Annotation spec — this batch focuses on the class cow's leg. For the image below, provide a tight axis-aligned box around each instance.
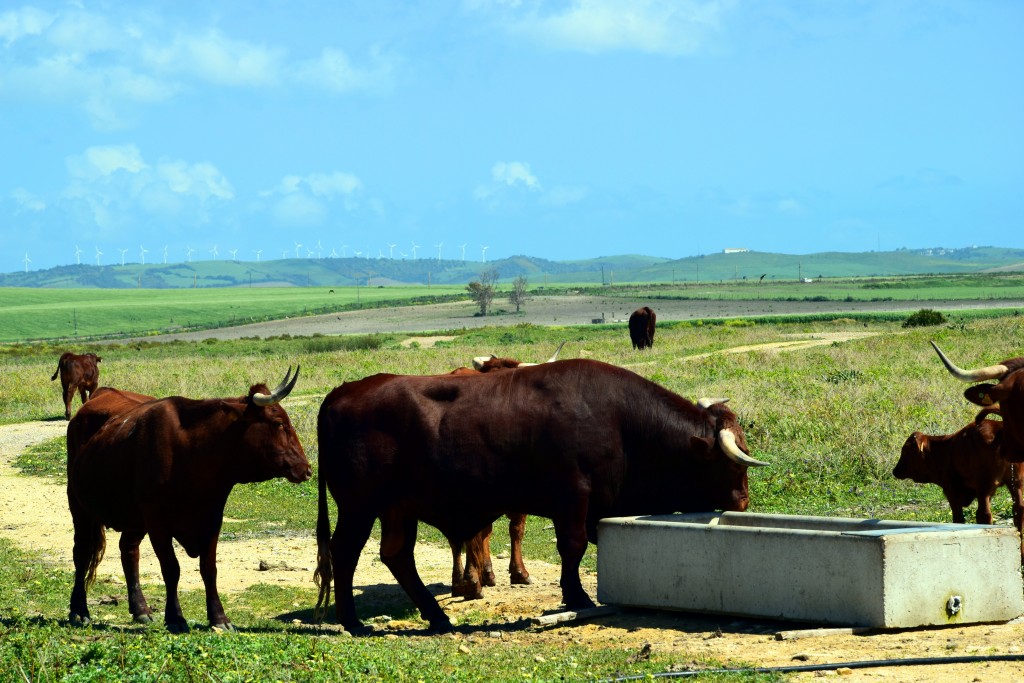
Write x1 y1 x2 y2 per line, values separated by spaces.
148 532 188 633
78 385 89 407
974 491 995 525
119 530 153 623
379 510 451 632
63 383 75 420
198 535 231 630
552 509 595 610
480 524 496 587
508 513 531 585
449 537 465 592
330 510 376 632
455 527 489 600
68 505 104 626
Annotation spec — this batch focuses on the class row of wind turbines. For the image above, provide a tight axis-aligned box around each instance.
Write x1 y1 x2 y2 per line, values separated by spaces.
48 242 494 269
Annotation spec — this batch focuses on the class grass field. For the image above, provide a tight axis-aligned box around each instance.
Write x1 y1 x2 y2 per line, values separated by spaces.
1 305 1023 680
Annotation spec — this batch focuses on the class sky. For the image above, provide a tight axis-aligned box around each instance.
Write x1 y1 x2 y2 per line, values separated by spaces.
2 0 1022 273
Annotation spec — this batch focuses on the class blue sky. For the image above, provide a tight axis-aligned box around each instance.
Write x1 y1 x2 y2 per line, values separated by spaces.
2 1 1021 273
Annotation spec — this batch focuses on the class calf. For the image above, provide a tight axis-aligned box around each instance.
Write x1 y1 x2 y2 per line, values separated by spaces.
893 416 1023 561
628 307 656 350
51 352 102 419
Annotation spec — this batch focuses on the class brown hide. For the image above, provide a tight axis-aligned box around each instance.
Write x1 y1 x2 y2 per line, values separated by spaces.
893 418 1023 560
66 372 310 632
628 307 656 350
315 358 761 632
51 352 101 419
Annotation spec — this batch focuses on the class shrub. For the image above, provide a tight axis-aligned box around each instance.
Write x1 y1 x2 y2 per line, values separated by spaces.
902 308 947 328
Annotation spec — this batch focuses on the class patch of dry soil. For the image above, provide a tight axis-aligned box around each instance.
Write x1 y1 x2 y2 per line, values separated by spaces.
2 421 1023 681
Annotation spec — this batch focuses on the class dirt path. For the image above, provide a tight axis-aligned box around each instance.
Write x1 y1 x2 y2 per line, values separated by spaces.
2 422 1023 681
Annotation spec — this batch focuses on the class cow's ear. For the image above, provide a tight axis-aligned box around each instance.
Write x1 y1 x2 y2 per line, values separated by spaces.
913 432 928 453
219 401 245 421
96 357 102 362
964 384 998 407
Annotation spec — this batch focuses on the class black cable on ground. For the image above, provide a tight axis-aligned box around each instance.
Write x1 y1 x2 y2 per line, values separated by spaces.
602 653 1024 680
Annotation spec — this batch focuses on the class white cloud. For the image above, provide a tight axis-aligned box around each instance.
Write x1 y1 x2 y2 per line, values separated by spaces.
144 29 285 87
492 161 541 189
0 6 54 45
66 145 148 180
477 0 733 56
295 47 395 93
262 171 365 227
9 187 45 212
776 198 805 215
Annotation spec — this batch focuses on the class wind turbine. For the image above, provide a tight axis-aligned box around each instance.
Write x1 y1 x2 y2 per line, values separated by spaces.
186 246 194 263
229 248 238 261
435 242 443 261
253 249 263 262
341 244 348 257
329 247 338 258
459 243 467 261
306 248 314 258
118 248 129 266
281 249 289 259
294 242 302 258
411 241 420 259
139 245 148 265
481 245 489 263
315 240 322 259
209 244 219 260
94 246 103 265
162 245 169 264
74 245 82 265
22 252 31 272
387 243 396 258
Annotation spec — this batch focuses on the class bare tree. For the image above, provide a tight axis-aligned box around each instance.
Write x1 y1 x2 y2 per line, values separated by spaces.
467 267 499 316
509 275 529 313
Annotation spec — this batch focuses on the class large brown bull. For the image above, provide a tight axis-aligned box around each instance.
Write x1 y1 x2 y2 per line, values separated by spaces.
314 358 767 632
67 369 310 632
51 352 101 419
931 342 1024 462
628 307 656 350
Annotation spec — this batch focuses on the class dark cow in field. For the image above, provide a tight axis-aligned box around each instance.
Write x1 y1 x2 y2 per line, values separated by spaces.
628 307 656 350
893 416 1024 561
931 342 1024 462
445 342 565 599
314 358 768 632
66 369 310 632
51 352 102 419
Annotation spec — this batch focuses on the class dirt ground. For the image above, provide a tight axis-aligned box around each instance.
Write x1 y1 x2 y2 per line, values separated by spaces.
2 419 1023 681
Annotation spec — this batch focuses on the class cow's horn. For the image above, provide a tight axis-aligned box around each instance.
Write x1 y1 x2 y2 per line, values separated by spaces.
697 397 730 408
931 342 1007 382
546 341 567 363
471 355 497 371
253 365 300 406
718 429 770 467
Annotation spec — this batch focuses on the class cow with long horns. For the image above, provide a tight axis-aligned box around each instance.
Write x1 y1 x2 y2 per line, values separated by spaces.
67 368 310 632
931 342 1024 462
314 358 767 632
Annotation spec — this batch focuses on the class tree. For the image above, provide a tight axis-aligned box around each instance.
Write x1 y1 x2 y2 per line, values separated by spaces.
509 275 528 313
467 267 499 316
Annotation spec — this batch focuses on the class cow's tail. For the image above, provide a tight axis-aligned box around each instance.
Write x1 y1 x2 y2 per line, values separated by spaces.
313 455 333 623
51 360 62 381
84 525 107 591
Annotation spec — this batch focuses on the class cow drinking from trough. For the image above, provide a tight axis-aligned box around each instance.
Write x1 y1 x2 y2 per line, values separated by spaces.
67 368 311 632
893 416 1024 561
445 342 565 599
628 307 656 350
931 342 1024 462
314 358 767 632
51 352 102 419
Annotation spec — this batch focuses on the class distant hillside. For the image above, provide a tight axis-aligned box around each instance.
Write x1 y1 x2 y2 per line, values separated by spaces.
1 246 1022 289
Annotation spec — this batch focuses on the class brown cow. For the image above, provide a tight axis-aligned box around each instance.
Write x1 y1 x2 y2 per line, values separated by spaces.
628 306 656 350
931 342 1024 462
51 352 102 419
893 416 1024 561
445 342 565 599
314 358 767 632
67 368 310 632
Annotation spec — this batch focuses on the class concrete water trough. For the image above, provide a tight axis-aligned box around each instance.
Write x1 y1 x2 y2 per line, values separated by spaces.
597 512 1024 629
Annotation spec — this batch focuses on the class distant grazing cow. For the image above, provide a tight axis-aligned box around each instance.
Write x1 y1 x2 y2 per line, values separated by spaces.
893 416 1024 560
445 342 565 599
628 307 656 350
931 342 1024 462
314 358 767 632
51 352 102 419
67 369 310 632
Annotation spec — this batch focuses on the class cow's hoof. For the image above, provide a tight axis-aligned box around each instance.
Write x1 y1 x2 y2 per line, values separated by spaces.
427 618 454 634
69 613 91 628
165 621 191 634
482 571 497 587
211 622 235 633
452 581 484 600
510 572 532 585
133 613 154 625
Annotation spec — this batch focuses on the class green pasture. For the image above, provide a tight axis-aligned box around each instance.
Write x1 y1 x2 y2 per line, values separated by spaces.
2 314 1023 680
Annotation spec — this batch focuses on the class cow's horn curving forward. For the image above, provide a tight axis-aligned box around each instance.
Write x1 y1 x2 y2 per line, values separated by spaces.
253 366 300 406
718 429 770 467
931 342 1008 382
